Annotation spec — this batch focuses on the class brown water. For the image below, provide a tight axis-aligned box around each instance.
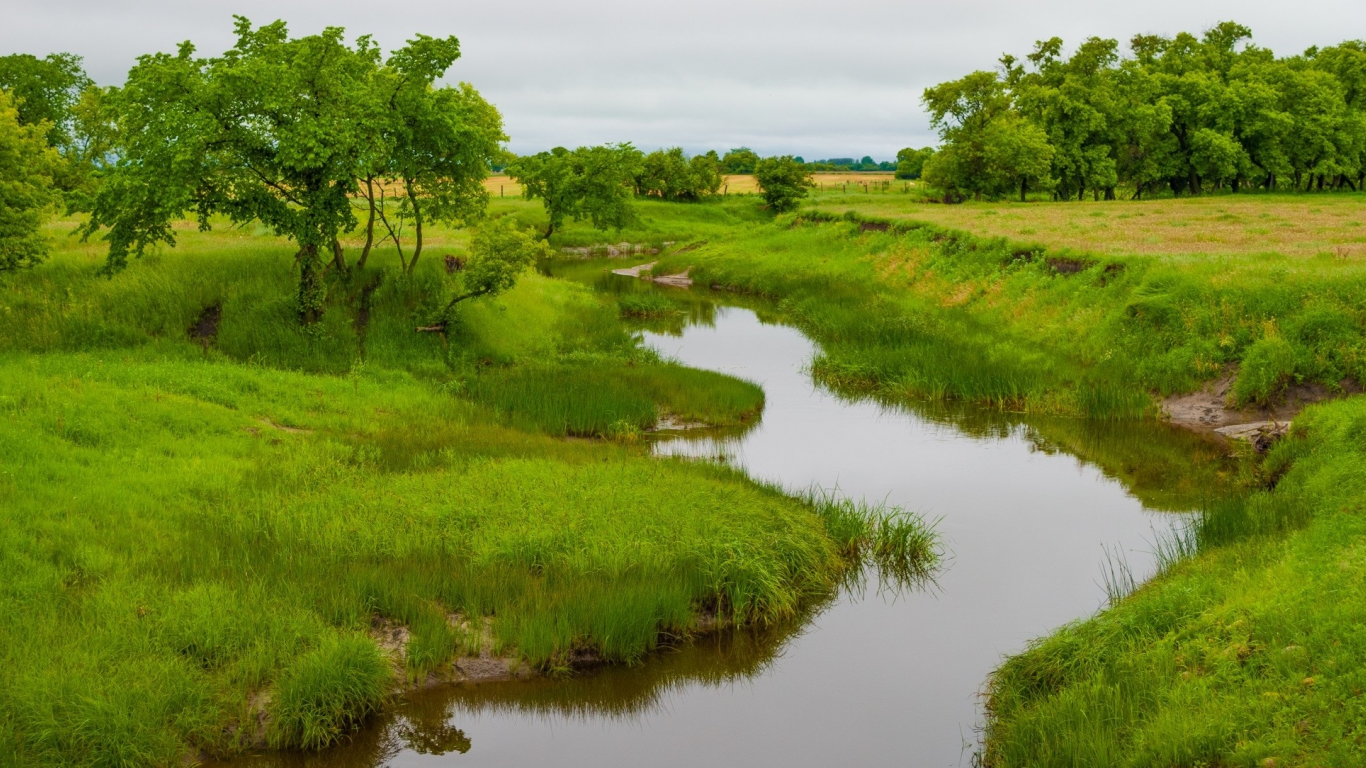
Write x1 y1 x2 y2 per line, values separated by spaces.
237 298 1228 768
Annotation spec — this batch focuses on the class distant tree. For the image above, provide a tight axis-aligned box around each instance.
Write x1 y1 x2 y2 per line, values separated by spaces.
509 143 641 238
0 88 60 272
636 147 722 200
379 35 506 275
754 155 814 212
894 147 935 179
721 147 760 174
81 17 389 322
0 53 91 151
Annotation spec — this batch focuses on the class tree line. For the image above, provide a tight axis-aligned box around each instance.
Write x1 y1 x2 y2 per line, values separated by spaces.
921 22 1366 202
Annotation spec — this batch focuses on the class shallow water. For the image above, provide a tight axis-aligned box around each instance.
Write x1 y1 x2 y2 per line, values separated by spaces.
241 298 1227 768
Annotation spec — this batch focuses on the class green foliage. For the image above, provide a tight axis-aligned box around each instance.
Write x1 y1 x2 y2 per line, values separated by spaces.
721 147 759 174
0 89 60 272
754 155 815 212
923 71 1055 201
894 147 935 179
636 147 723 200
926 24 1366 199
509 143 640 237
441 217 548 313
0 52 92 151
1231 333 1298 406
617 291 682 318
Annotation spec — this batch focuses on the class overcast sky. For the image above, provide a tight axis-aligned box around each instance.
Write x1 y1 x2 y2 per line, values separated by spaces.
3 0 1360 159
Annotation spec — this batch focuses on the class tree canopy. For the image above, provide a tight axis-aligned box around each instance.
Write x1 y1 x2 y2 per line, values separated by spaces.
754 155 814 212
79 17 503 321
508 144 639 238
923 23 1366 200
721 147 759 174
635 147 723 200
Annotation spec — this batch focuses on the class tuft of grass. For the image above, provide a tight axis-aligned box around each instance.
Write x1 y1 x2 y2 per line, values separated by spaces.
618 292 683 318
267 634 391 750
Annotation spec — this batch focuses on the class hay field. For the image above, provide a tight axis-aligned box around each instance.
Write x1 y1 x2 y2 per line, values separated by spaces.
723 171 900 194
832 194 1366 259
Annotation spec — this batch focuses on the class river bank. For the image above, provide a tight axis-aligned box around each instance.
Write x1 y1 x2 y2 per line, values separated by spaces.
631 194 1366 765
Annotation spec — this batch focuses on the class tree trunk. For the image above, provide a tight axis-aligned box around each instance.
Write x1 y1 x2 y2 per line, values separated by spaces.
544 221 555 239
404 178 423 275
1105 187 1116 201
1020 178 1027 203
356 176 377 271
297 243 326 324
331 239 349 277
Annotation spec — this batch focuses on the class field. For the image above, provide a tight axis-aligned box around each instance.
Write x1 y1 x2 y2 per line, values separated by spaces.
482 171 905 198
824 193 1366 259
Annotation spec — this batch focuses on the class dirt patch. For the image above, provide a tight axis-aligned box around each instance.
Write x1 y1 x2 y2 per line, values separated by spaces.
188 304 222 348
859 221 891 232
1046 257 1094 274
654 413 708 431
1163 374 1361 434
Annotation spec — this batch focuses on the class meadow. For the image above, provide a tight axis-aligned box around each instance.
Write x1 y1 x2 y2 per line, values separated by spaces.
0 213 934 765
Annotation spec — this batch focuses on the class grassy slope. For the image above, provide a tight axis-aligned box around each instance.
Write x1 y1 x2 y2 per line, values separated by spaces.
0 218 922 765
614 192 1366 765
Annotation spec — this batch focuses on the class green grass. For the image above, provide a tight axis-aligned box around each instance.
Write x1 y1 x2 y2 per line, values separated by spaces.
0 216 936 765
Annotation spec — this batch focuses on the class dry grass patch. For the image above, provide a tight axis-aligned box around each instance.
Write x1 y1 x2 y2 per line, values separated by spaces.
830 195 1366 259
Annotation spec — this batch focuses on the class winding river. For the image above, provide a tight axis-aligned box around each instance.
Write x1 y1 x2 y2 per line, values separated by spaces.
242 285 1228 767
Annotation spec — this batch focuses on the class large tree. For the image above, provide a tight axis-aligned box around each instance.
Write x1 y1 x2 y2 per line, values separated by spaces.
636 147 723 200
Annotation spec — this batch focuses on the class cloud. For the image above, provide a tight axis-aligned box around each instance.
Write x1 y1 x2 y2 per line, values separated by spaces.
3 0 1359 159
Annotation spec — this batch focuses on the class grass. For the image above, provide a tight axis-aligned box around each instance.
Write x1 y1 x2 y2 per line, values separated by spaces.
0 214 936 765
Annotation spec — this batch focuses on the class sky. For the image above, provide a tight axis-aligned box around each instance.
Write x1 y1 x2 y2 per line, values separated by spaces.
3 0 1360 160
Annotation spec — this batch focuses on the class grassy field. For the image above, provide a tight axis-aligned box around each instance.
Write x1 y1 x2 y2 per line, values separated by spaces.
0 214 935 765
592 190 1366 765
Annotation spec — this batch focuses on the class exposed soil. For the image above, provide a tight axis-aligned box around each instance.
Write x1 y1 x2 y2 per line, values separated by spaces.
562 242 669 259
188 304 222 348
1163 374 1361 445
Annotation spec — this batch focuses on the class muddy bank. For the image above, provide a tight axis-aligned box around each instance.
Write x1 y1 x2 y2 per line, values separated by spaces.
1162 374 1360 446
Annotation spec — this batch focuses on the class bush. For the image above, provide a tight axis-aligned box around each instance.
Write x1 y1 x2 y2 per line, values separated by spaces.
754 155 814 213
1231 335 1297 407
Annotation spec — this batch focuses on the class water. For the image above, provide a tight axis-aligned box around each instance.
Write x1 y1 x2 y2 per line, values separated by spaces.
241 299 1227 768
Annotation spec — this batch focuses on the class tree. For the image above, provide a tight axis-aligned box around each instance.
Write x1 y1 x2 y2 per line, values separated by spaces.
894 147 935 179
380 35 506 275
922 70 1054 201
0 88 60 272
0 53 91 151
81 17 389 322
754 155 814 212
636 147 722 200
508 144 640 238
721 147 759 174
